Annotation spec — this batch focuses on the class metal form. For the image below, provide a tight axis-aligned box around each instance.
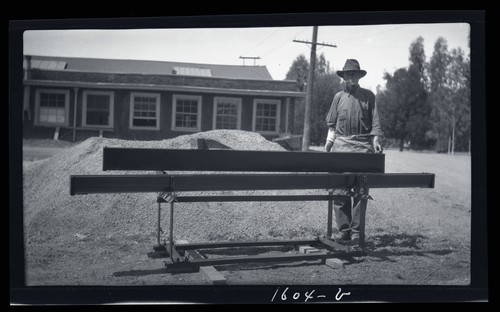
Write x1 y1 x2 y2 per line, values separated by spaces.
102 147 385 173
327 189 334 238
70 173 434 195
69 147 435 273
154 173 402 270
158 190 371 272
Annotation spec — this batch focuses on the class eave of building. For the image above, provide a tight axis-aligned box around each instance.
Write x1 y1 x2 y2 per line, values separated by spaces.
23 79 307 98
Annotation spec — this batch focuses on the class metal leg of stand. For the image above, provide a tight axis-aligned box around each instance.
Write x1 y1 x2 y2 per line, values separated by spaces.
327 190 333 238
169 201 174 261
354 175 369 251
358 196 368 251
157 203 162 246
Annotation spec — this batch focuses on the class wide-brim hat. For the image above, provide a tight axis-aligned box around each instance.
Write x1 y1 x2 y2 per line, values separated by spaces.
336 59 367 79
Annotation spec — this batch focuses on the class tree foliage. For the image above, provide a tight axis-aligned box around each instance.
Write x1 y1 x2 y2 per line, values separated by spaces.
405 37 433 149
427 37 451 152
285 34 470 152
285 54 309 92
377 37 432 150
377 68 411 149
286 53 342 145
427 37 471 153
376 36 470 152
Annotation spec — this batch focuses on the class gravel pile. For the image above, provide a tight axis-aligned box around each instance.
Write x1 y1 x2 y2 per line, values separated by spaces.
23 130 328 246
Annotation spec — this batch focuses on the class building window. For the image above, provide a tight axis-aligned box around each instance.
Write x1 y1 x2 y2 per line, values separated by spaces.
35 89 70 126
172 94 202 132
129 92 160 130
82 91 114 128
213 97 241 130
252 99 281 134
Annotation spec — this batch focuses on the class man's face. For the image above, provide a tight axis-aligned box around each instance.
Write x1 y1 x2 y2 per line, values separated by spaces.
343 72 361 87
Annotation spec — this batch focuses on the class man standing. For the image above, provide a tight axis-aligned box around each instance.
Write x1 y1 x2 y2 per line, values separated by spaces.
325 59 383 245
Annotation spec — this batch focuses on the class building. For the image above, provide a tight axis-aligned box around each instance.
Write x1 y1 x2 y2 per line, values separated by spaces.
22 55 306 142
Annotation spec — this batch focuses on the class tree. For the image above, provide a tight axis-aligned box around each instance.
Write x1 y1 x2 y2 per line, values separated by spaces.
377 68 412 150
309 54 342 145
409 36 428 85
286 54 309 135
428 37 449 93
428 37 452 152
405 37 433 150
427 37 471 153
285 53 342 145
377 37 433 151
446 47 471 154
377 36 470 153
286 54 309 92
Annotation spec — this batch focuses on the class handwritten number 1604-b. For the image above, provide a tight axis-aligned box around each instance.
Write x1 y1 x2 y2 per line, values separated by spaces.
271 287 351 303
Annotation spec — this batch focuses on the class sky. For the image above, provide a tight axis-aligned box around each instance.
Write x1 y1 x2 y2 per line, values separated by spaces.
23 23 470 92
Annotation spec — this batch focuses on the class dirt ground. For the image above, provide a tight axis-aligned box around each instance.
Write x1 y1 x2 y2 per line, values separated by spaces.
19 133 475 303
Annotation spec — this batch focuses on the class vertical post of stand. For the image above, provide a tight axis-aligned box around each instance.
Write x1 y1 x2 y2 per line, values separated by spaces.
169 200 174 261
356 175 369 251
157 202 161 246
327 190 333 238
358 197 368 251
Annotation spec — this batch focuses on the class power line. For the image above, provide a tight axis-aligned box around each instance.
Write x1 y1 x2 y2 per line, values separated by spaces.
340 43 408 49
258 28 310 60
338 25 409 43
240 28 281 56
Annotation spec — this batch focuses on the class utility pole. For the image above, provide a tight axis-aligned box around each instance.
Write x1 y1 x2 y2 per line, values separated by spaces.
301 26 317 151
293 27 337 151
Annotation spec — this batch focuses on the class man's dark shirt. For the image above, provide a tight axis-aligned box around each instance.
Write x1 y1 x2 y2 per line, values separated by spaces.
326 84 383 138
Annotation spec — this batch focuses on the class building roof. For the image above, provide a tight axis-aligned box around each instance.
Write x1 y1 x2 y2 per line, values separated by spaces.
24 55 275 81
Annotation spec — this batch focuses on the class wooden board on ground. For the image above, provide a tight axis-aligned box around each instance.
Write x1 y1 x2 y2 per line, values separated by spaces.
176 240 227 285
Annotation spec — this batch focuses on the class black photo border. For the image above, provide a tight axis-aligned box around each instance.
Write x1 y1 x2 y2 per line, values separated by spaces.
9 9 487 304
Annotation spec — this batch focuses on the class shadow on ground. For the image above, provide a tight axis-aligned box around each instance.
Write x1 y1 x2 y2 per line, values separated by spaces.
367 233 426 249
350 232 454 264
113 268 170 277
112 232 455 277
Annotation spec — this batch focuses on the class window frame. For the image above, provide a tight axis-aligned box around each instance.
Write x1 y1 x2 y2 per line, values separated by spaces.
82 90 115 129
252 98 281 135
212 96 242 130
171 94 202 132
34 88 70 127
129 92 161 131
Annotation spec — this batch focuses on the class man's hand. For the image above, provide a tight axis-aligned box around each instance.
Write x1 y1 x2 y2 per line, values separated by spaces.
325 140 334 152
372 136 383 153
325 128 336 152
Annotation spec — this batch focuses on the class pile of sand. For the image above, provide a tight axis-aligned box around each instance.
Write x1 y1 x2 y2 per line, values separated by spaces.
23 130 328 246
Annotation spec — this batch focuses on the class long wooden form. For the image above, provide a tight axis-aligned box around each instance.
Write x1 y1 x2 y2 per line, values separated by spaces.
102 147 386 173
70 173 435 195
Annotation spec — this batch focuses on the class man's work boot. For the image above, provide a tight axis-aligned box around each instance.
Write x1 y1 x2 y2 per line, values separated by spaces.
349 232 360 246
331 231 350 244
